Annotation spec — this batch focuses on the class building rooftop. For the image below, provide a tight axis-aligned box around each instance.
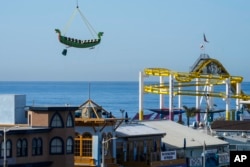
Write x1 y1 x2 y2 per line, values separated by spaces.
211 120 250 131
0 125 51 134
116 123 166 138
26 106 79 112
141 120 228 149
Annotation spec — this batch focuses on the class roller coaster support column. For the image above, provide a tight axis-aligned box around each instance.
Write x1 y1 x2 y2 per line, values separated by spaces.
139 71 144 121
195 78 201 122
178 83 183 122
225 78 231 120
235 82 241 120
169 74 174 120
209 85 214 110
159 76 164 115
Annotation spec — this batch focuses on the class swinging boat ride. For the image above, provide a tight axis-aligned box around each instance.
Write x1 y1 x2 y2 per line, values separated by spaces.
55 5 103 56
55 29 103 49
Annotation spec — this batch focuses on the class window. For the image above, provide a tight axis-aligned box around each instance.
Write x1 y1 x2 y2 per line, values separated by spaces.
66 113 74 127
1 140 12 158
32 138 43 156
51 113 63 127
6 140 12 157
74 133 92 157
74 134 80 156
50 137 63 154
17 139 28 157
66 137 73 154
82 133 92 157
37 138 42 155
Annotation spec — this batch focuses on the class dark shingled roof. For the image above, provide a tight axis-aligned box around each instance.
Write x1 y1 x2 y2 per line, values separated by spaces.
211 120 250 131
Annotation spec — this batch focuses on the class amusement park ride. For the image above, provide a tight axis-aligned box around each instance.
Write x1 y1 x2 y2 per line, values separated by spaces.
55 3 103 56
139 54 250 123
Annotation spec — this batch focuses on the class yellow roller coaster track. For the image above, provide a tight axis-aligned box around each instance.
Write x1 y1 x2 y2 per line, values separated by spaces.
143 54 250 101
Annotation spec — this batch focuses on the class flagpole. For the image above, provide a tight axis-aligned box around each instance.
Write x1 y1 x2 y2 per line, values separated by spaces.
203 140 206 167
202 33 209 55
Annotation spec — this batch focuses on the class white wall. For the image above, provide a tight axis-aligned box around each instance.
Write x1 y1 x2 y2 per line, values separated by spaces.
0 94 26 124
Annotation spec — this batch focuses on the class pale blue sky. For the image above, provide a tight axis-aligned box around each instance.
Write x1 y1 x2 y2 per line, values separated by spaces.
1 0 250 81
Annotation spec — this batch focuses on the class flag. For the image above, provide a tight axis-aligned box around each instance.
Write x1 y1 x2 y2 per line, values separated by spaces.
200 44 205 50
203 33 209 43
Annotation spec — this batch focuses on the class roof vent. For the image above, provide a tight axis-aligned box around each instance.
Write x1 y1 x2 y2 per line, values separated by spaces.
223 132 229 136
241 132 247 138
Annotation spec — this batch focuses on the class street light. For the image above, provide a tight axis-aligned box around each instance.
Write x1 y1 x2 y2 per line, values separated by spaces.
1 126 19 167
120 109 125 118
101 137 117 167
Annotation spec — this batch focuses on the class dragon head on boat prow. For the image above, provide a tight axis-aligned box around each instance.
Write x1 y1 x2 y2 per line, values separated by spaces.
97 32 104 39
55 29 61 35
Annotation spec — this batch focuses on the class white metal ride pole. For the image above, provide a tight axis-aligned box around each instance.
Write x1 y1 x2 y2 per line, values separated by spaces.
178 83 182 112
195 78 200 122
236 82 241 119
169 74 174 120
225 78 231 120
139 71 144 121
159 76 164 118
209 85 214 110
101 138 104 167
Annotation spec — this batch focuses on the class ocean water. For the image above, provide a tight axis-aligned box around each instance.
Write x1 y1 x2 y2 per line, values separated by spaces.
1 81 250 124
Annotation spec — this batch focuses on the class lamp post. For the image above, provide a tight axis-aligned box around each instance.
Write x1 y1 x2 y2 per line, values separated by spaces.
101 137 117 167
1 126 18 167
120 109 125 118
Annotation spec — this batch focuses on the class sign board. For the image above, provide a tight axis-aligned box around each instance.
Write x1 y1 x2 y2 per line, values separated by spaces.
218 153 229 164
161 151 176 160
189 157 202 167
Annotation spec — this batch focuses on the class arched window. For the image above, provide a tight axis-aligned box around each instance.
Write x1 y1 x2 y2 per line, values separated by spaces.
1 140 12 158
50 137 64 154
66 137 73 154
16 139 21 156
51 113 63 127
6 140 12 157
32 138 37 155
32 138 43 156
66 113 74 127
17 139 27 157
37 138 43 155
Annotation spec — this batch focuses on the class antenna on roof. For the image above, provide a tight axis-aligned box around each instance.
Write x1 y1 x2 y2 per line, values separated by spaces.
88 82 91 99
